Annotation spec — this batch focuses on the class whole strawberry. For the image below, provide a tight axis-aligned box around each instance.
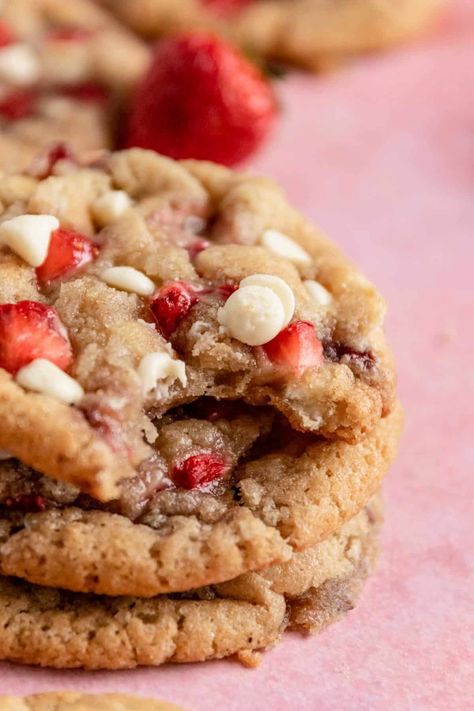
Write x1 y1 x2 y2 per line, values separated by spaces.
125 33 277 166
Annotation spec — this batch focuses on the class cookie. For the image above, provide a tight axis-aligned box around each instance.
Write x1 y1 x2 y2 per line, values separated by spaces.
99 0 445 71
0 149 400 594
0 695 182 711
0 148 396 500
0 498 382 669
0 0 149 172
0 401 401 597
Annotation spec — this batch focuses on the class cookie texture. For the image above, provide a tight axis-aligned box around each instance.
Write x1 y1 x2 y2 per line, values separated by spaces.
100 0 445 70
0 404 401 596
0 695 181 711
0 149 396 501
0 0 149 172
0 498 382 669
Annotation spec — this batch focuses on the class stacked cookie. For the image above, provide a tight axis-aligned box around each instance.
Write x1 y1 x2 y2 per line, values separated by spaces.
0 148 401 668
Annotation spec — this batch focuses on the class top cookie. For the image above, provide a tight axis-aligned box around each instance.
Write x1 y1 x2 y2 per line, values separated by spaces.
0 0 149 172
99 0 444 71
0 148 396 501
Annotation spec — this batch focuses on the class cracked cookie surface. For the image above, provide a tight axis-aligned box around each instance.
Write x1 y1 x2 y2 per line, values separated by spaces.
0 497 382 669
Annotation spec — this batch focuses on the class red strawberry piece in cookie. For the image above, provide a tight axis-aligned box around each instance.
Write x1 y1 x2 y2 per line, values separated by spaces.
36 227 99 284
0 22 36 121
0 301 72 375
201 0 252 16
2 494 46 512
216 282 238 301
47 28 95 43
0 21 15 48
187 238 211 262
82 400 131 456
150 281 201 337
263 320 323 373
188 397 244 422
0 88 36 120
172 453 228 489
29 142 76 180
59 82 108 104
125 32 277 166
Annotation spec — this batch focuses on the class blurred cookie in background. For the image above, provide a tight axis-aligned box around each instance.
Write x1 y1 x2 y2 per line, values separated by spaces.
0 0 150 173
98 0 446 71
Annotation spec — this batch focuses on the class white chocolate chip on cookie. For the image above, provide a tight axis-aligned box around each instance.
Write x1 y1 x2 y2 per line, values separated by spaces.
92 191 133 226
261 229 311 265
101 266 155 296
304 279 332 306
138 352 187 395
218 285 286 346
240 274 295 326
0 214 59 267
16 359 84 405
0 44 40 85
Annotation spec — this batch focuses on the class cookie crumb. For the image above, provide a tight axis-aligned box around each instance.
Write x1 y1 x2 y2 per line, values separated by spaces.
237 649 263 668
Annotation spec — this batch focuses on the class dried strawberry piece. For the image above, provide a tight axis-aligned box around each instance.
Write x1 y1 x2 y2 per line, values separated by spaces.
36 227 99 283
0 21 15 48
0 88 36 120
29 142 76 179
187 238 211 262
2 494 46 512
82 402 130 456
188 397 243 422
59 82 108 104
216 283 238 301
200 0 252 17
263 320 323 373
0 301 72 375
323 341 376 371
150 281 201 337
47 27 95 42
172 453 227 489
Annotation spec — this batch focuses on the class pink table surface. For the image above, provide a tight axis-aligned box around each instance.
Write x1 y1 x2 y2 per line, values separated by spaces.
1 1 473 708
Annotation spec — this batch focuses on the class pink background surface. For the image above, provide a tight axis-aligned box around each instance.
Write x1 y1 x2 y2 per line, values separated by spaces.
1 1 473 708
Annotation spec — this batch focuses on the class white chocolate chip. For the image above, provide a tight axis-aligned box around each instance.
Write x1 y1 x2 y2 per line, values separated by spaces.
0 450 12 460
303 279 332 306
0 44 40 86
240 274 295 327
217 285 286 346
138 352 187 396
0 214 59 267
92 191 132 226
101 266 155 296
261 229 312 265
16 359 84 405
188 320 210 341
